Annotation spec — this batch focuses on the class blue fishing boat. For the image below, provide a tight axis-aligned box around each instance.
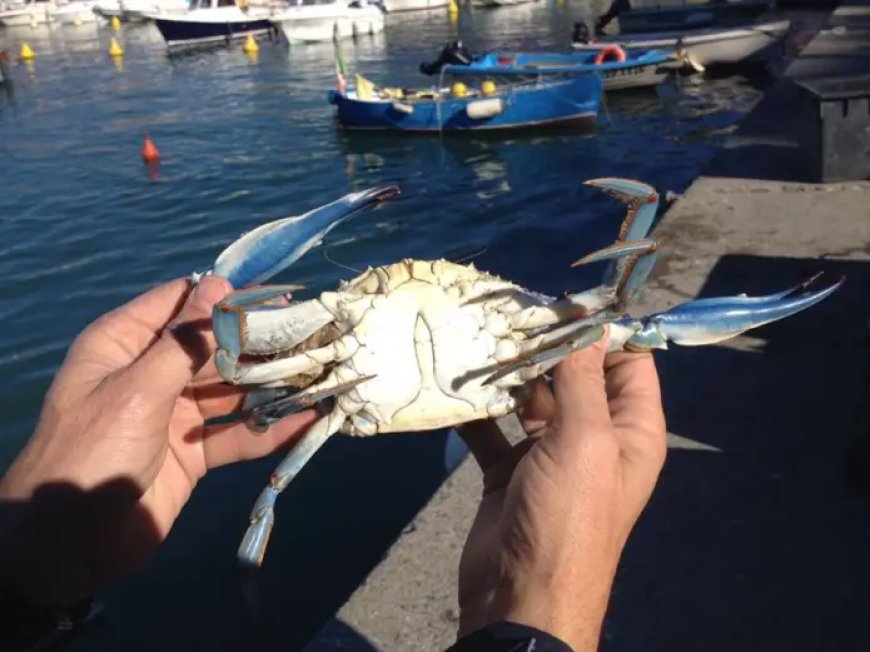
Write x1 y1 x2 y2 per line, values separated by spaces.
419 41 673 91
326 75 602 133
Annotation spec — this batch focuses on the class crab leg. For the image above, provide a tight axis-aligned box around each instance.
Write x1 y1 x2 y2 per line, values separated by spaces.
238 406 347 568
237 374 376 567
208 185 400 289
215 333 359 386
505 178 662 331
483 274 843 385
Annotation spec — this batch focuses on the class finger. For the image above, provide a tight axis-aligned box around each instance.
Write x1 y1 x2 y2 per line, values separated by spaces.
65 278 194 371
201 410 319 469
605 351 667 486
605 352 665 438
192 382 247 420
105 278 193 335
456 419 511 475
119 275 232 406
551 333 612 437
517 378 556 435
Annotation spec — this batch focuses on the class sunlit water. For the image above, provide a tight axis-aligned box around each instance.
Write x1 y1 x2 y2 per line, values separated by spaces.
0 4 768 648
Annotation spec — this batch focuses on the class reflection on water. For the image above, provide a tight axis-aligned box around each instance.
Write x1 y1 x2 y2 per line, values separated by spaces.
0 5 770 648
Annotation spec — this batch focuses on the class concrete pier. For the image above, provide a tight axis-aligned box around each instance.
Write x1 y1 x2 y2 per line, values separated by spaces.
306 5 870 650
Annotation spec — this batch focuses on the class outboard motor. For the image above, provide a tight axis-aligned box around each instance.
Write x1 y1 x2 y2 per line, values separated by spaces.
419 40 474 76
572 22 591 44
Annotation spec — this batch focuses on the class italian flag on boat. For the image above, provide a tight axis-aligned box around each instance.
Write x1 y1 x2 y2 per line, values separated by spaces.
334 39 347 93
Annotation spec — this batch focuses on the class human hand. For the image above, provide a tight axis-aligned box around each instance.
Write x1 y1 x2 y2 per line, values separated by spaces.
456 337 667 651
0 277 317 609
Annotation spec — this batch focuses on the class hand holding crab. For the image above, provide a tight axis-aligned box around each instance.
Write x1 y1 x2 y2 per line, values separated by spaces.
456 341 666 652
205 179 841 569
0 276 316 610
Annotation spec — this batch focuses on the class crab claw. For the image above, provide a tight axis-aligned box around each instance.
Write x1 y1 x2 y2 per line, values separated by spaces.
584 177 660 244
560 179 662 315
210 185 400 288
616 273 845 350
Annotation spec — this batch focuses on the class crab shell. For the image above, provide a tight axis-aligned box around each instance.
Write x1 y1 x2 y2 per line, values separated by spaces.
279 258 556 434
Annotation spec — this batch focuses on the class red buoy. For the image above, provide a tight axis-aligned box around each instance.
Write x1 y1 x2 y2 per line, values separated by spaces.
141 134 160 163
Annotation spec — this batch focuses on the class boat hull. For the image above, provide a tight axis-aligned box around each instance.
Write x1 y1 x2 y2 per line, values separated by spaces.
0 4 54 26
443 49 672 91
152 14 273 45
384 0 447 10
50 2 98 24
327 76 601 132
616 0 772 33
272 8 384 43
573 19 789 67
471 0 536 7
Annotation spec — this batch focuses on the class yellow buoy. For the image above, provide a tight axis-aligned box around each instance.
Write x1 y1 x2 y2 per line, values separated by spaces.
242 33 259 54
111 15 121 30
481 79 496 96
19 42 35 60
108 37 124 57
451 81 467 98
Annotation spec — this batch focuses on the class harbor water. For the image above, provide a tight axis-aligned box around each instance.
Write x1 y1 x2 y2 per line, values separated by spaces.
0 4 772 649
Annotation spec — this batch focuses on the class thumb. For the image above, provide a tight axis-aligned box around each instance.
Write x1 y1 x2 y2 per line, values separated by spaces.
551 330 611 436
124 275 231 405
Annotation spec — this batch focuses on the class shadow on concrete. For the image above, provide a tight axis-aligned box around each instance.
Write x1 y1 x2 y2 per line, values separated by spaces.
67 431 454 651
605 254 870 651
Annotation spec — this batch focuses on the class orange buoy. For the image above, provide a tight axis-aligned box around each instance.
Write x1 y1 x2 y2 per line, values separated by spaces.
593 44 627 65
141 134 160 163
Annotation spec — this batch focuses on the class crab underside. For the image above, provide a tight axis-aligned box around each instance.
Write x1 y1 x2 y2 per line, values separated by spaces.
200 179 842 568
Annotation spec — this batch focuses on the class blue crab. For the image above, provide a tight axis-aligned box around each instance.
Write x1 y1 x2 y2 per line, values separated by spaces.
203 179 842 568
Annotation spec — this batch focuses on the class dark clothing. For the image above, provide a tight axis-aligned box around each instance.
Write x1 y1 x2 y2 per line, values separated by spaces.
448 621 574 652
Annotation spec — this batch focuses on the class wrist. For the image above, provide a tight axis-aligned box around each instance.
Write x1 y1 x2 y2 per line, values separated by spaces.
460 567 617 652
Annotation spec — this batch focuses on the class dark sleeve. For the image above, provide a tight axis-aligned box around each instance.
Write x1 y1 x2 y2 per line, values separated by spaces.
447 621 574 652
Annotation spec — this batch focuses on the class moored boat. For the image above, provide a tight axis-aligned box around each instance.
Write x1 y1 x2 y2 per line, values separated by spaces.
594 0 773 34
383 0 446 10
93 0 123 18
327 73 602 132
49 0 98 23
572 18 789 69
0 0 56 26
270 0 384 44
421 41 673 91
471 0 536 7
148 0 278 47
120 0 187 21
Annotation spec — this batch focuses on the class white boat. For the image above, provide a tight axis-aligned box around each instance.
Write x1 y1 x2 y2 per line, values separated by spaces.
572 18 790 69
383 0 446 11
93 0 122 17
148 0 278 47
471 0 536 7
120 0 186 20
0 0 57 26
270 0 384 43
49 0 98 23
